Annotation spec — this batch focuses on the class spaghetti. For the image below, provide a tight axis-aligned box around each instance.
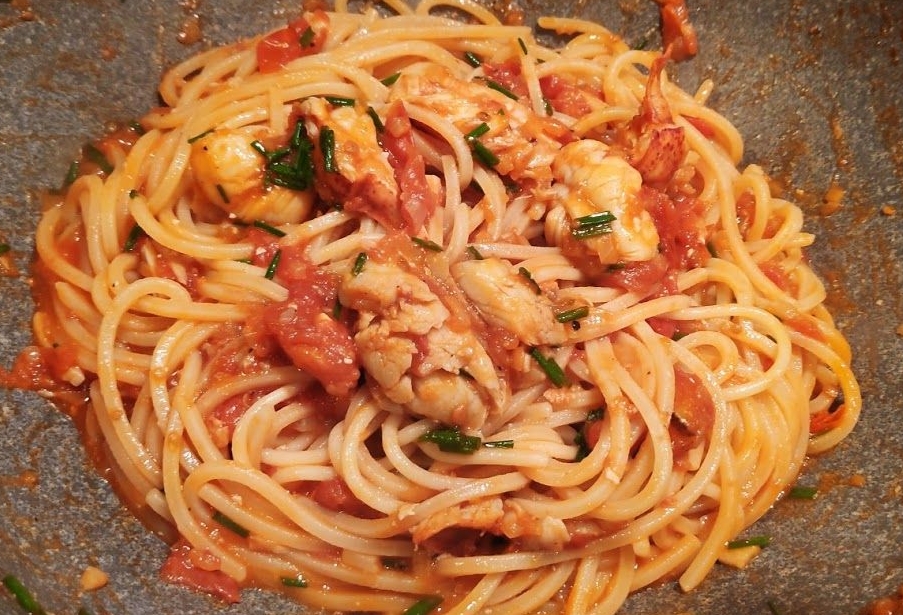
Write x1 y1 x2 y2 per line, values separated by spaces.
20 1 860 613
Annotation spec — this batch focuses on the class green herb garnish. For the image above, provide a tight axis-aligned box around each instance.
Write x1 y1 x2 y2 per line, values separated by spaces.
299 26 315 47
411 237 443 252
123 223 144 252
518 266 541 294
484 79 518 100
320 126 337 173
517 37 528 54
64 160 80 185
571 211 616 239
215 184 230 204
465 122 491 140
380 72 401 86
128 120 146 135
471 140 499 167
264 249 282 280
420 427 481 454
84 143 113 174
466 245 484 260
252 219 287 237
280 575 308 588
788 485 818 500
213 510 250 537
529 347 567 387
403 596 443 615
463 51 482 67
351 251 367 276
555 306 589 323
483 440 514 449
187 128 214 144
726 535 771 550
366 106 384 132
2 575 46 615
325 95 356 107
252 119 315 191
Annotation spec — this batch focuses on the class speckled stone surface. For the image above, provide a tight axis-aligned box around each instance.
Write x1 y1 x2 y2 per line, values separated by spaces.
0 1 901 614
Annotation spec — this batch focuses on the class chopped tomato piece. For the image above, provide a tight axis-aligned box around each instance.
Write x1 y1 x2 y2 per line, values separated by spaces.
249 254 360 397
311 477 381 518
482 60 528 98
540 74 592 117
256 11 329 74
160 540 241 604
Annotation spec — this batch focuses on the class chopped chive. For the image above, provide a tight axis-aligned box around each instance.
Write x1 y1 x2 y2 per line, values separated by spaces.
299 26 315 47
325 95 356 107
465 122 491 140
128 120 146 135
215 184 230 204
289 118 306 148
555 306 589 323
2 574 46 615
572 224 614 239
250 140 269 157
123 224 144 252
213 510 250 537
84 143 114 174
727 535 771 549
463 51 482 67
252 220 287 237
788 485 818 499
0 243 11 256
484 79 519 100
517 37 528 54
471 140 499 167
187 128 214 144
128 189 139 199
320 126 337 173
381 556 409 570
586 407 605 421
351 251 367 276
529 347 568 387
366 106 384 132
420 427 481 454
411 237 443 252
606 262 626 272
404 596 443 615
483 439 514 449
280 575 308 588
64 160 80 185
264 249 282 280
380 72 401 86
331 297 342 319
518 266 541 294
575 211 616 227
466 245 484 260
542 96 554 116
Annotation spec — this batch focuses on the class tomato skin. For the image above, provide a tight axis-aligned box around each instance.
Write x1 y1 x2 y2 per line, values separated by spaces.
540 74 591 117
380 101 437 233
256 12 329 74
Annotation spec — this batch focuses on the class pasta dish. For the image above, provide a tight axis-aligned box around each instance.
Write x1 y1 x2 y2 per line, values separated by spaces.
8 0 861 612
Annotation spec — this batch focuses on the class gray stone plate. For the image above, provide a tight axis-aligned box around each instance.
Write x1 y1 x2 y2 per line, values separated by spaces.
1 1 901 613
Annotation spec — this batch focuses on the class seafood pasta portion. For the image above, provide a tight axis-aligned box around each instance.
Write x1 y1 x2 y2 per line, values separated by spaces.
19 0 860 613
